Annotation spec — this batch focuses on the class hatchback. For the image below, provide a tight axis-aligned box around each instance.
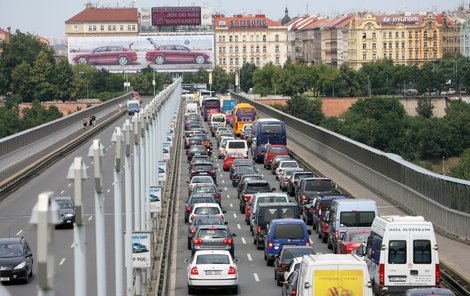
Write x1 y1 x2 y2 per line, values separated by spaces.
187 215 226 250
0 237 34 284
187 145 207 161
184 193 218 223
189 163 217 183
191 225 236 257
271 155 293 175
191 184 222 206
187 176 214 196
188 203 225 224
223 153 244 171
231 165 257 187
275 160 300 180
53 196 75 229
274 246 315 286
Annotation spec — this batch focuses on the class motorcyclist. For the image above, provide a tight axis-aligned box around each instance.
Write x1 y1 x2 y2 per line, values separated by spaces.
203 139 213 156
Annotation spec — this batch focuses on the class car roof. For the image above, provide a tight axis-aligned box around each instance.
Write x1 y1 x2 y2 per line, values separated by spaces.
53 196 72 201
193 203 220 208
253 192 288 198
258 202 297 208
189 193 216 198
271 218 306 225
245 180 269 185
193 250 232 256
241 174 262 179
0 237 23 244
197 224 229 230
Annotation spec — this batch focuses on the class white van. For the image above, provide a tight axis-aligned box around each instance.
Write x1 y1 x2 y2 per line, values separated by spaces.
364 216 440 295
225 140 248 158
297 254 373 296
185 102 198 116
328 199 378 253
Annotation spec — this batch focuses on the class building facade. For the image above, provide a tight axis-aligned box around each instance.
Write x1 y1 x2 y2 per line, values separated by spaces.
347 12 443 69
65 5 139 37
213 14 288 72
440 14 461 57
321 16 352 68
459 18 470 57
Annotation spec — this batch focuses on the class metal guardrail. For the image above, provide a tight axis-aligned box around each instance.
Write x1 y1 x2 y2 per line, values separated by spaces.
230 92 470 241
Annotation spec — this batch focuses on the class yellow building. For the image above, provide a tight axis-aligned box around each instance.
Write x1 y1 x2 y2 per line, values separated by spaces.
347 12 443 69
65 5 139 37
214 14 288 72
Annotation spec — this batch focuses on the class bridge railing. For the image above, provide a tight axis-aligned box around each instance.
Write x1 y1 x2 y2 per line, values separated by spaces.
230 92 470 240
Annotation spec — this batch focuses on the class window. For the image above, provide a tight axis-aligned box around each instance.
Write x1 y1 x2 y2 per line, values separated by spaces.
415 52 419 59
251 45 254 52
367 233 383 263
242 35 246 42
413 240 431 264
229 58 233 65
433 41 437 48
373 53 377 60
363 32 366 39
389 32 392 38
433 53 437 59
263 35 266 42
229 35 233 42
389 53 392 59
275 34 279 41
243 57 247 64
263 45 267 53
415 31 419 38
218 47 222 53
256 46 260 53
223 58 226 65
229 46 233 53
73 25 79 31
120 25 124 31
395 42 399 49
389 240 407 264
275 45 279 53
366 24 372 30
243 46 246 53
424 31 428 38
362 43 366 49
250 35 254 41
219 36 222 42
433 31 437 38
223 36 226 42
88 26 93 32
273 224 305 239
402 53 405 60
363 53 367 60
424 42 427 48
219 58 222 64
256 57 260 65
372 43 376 49
383 32 386 39
389 42 392 49
409 31 412 38
101 25 105 31
235 57 239 65
275 56 280 64
235 46 238 53
395 32 399 38
235 35 238 42
372 32 376 38
401 32 405 38
128 24 132 31
383 42 387 49
424 52 428 59
401 42 405 48
112 25 116 31
396 52 399 59
251 57 255 63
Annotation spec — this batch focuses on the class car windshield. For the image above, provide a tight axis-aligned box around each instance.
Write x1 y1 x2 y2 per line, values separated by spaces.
195 207 220 215
194 217 224 226
305 180 334 191
190 146 205 153
196 254 230 265
273 224 305 239
194 186 216 194
281 162 298 168
0 243 23 258
191 177 213 183
197 229 229 238
268 146 287 154
246 184 271 193
258 196 287 203
349 233 369 242
190 197 215 204
54 199 73 209
295 173 315 180
236 166 255 174
283 248 314 260
194 164 213 171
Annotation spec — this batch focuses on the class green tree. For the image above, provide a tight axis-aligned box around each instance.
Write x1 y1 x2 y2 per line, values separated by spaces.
31 51 56 102
212 66 232 93
416 97 434 118
451 148 470 180
10 61 34 101
442 99 470 155
253 63 282 96
335 63 361 97
21 100 62 130
285 95 324 125
130 72 151 94
54 60 74 101
0 106 21 138
240 63 257 92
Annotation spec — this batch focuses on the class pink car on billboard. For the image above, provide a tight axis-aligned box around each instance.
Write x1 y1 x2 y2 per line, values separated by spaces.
145 39 210 65
72 45 137 66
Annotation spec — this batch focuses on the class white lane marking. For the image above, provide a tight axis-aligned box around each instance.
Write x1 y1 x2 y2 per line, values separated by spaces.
261 174 265 177
16 230 23 236
224 187 227 191
67 183 72 187
107 188 111 193
227 195 230 199
60 190 65 194
220 174 223 178
112 182 115 185
222 180 225 184
217 168 221 171
237 224 241 229
88 216 93 221
70 243 74 248
229 203 233 208
59 258 66 266
233 213 237 218
241 237 246 244
91 161 94 165
247 253 253 261
253 273 260 282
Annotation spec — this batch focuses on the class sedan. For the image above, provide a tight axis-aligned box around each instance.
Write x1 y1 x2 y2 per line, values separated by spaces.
223 153 245 171
187 176 214 196
188 203 225 224
185 250 239 295
72 45 137 65
192 183 222 206
337 229 370 254
145 45 210 65
231 165 257 187
187 145 207 162
187 215 226 250
0 237 34 284
189 163 217 183
274 246 315 286
184 193 218 224
270 155 292 175
191 225 237 257
53 196 75 229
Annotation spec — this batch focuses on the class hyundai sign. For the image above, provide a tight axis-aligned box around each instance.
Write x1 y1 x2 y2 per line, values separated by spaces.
152 7 201 26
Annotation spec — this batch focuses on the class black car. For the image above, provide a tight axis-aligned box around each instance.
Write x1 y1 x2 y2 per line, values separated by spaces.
185 137 204 149
53 196 75 229
237 173 263 194
231 165 257 187
295 177 338 205
184 193 217 223
191 225 237 257
230 158 254 177
187 215 226 250
189 163 217 183
186 145 207 161
288 171 316 197
189 155 213 167
192 183 222 206
0 237 33 284
238 180 275 213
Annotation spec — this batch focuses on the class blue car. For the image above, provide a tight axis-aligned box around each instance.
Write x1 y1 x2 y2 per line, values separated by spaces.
264 219 311 266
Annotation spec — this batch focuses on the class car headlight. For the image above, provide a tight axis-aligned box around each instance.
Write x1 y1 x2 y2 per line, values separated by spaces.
65 213 74 218
14 261 26 270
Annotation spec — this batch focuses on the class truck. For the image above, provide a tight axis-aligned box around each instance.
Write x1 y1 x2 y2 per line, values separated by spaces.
297 254 373 296
127 100 140 115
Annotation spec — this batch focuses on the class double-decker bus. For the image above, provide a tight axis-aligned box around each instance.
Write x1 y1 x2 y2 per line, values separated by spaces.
232 103 257 136
201 97 221 121
250 118 287 162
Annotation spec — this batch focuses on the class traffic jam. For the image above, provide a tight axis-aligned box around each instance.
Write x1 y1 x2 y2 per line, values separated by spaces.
180 92 448 296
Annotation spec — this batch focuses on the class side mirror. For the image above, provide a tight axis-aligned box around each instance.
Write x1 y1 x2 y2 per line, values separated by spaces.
186 181 189 184
224 221 228 225
307 230 312 235
271 187 276 192
222 210 227 213
232 233 237 237
233 257 240 263
183 258 191 264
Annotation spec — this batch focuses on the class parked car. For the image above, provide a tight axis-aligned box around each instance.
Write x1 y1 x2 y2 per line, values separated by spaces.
274 246 315 286
264 145 289 169
185 250 239 295
184 193 218 223
0 237 34 284
191 225 237 257
187 215 227 250
146 45 210 65
72 45 137 65
53 196 75 229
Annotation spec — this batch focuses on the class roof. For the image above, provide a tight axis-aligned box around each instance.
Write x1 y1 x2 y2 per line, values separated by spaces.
214 15 283 29
322 15 353 29
302 18 328 30
66 8 138 23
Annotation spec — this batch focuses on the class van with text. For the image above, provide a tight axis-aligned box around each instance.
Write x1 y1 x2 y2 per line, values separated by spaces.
364 216 440 295
232 103 257 136
251 118 287 163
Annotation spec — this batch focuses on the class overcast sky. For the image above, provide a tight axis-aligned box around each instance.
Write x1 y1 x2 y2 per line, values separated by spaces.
0 0 466 39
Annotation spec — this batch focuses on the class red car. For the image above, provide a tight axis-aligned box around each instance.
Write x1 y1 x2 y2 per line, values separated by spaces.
223 153 244 171
145 45 210 65
263 145 289 169
337 229 370 254
72 45 137 65
244 195 256 224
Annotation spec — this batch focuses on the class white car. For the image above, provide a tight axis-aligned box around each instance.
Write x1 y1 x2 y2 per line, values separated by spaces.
185 250 239 294
187 176 214 196
275 160 300 180
284 256 303 281
188 203 225 224
240 123 252 139
215 127 230 140
218 136 235 159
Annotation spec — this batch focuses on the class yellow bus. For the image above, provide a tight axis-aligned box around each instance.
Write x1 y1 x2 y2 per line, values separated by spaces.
232 103 257 136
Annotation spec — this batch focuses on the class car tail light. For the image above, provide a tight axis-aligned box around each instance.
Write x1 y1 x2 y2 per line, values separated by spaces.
223 238 233 245
209 171 215 175
257 226 261 235
228 266 236 275
190 214 195 221
240 183 245 190
204 150 207 155
268 241 273 249
301 194 307 200
215 193 220 200
324 224 329 233
185 206 191 212
191 266 199 275
193 238 203 245
244 194 252 201
379 264 385 286
187 151 190 156
436 264 440 285
306 241 310 246
319 205 323 216
279 169 283 173
292 290 297 295
191 227 197 234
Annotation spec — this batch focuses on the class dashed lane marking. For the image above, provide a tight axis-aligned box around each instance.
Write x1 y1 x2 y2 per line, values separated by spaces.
222 180 225 184
88 216 93 221
16 230 23 236
253 273 260 282
247 253 253 261
59 258 66 266
224 187 227 191
237 224 241 229
107 188 111 193
227 195 230 199
233 213 237 218
60 190 65 194
67 183 72 187
229 203 233 208
241 237 246 244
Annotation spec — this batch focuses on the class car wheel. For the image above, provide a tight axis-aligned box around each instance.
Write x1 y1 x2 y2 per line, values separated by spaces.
118 56 129 65
274 269 277 280
155 55 165 65
188 285 195 295
257 240 264 250
267 258 274 266
195 55 206 64
187 238 191 250
231 285 238 294
77 57 88 64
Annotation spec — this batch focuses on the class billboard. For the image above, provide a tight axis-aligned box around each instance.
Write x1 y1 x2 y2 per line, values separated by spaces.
67 35 214 72
158 161 167 182
162 142 171 160
152 7 201 26
149 186 162 213
132 232 152 268
313 270 364 296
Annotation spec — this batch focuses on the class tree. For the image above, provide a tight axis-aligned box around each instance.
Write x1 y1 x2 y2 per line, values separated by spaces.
335 63 361 97
0 106 21 138
451 148 470 180
31 51 56 102
285 95 324 125
442 99 470 156
54 61 74 101
240 63 257 92
10 61 34 101
253 63 283 96
416 97 434 118
21 100 62 130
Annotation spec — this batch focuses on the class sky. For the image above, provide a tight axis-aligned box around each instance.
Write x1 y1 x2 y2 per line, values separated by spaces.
0 0 466 40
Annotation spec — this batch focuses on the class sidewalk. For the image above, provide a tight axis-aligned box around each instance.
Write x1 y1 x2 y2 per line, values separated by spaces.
287 130 470 282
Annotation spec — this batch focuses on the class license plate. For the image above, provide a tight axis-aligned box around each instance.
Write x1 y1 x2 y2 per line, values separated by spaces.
0 277 9 281
206 270 221 275
389 276 406 282
199 172 207 175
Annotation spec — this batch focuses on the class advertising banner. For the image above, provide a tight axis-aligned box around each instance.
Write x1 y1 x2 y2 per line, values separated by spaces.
67 35 214 72
149 186 162 213
313 270 364 296
162 142 171 160
152 7 201 26
158 161 167 182
132 232 152 268
166 132 173 146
